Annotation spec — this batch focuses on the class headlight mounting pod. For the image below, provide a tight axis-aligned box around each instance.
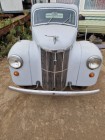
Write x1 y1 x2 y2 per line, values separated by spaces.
87 56 102 70
8 55 23 69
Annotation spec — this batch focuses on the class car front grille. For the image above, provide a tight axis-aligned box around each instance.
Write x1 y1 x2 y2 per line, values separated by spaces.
41 48 70 90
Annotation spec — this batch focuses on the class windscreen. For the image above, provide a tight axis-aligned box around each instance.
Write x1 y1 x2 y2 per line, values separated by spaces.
34 8 76 26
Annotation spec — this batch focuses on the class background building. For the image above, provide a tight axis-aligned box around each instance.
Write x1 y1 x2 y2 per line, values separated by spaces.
0 0 23 13
1 0 105 14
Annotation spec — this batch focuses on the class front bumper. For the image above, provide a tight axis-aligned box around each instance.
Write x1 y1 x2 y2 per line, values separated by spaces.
8 86 100 96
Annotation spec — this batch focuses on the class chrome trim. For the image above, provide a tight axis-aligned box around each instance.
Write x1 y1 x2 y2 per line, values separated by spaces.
8 86 100 96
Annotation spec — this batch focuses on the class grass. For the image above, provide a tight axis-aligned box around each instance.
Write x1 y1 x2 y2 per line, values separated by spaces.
0 18 12 29
0 23 31 58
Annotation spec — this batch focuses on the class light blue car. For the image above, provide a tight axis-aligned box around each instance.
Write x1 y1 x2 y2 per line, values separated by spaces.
8 3 103 95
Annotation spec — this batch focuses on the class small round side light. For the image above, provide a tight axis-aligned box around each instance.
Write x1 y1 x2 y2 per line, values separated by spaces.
14 71 19 76
89 72 95 78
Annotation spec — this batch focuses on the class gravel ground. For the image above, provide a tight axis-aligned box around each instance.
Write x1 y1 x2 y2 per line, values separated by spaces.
0 49 105 140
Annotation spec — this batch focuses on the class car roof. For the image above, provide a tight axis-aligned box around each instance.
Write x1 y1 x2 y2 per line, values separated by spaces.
31 3 78 13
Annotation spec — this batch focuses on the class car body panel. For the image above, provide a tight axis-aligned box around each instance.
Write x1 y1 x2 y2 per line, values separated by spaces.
77 41 102 86
29 41 42 85
66 41 82 86
8 40 32 85
32 25 77 51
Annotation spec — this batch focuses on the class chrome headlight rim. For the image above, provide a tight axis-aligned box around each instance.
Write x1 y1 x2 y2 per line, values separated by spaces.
87 56 102 70
8 55 23 69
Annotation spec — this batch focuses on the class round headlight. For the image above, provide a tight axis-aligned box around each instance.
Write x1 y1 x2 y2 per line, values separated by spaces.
87 56 102 70
8 55 23 69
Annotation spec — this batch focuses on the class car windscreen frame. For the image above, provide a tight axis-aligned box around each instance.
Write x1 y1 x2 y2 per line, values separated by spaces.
32 7 77 27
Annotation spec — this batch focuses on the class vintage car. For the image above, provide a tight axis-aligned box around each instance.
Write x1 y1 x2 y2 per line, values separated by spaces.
8 3 103 95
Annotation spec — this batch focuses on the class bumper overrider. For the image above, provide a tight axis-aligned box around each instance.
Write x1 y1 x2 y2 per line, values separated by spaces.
8 86 100 96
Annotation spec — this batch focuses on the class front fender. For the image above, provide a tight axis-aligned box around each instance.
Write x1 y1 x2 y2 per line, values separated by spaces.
76 41 102 86
29 41 42 85
67 41 102 87
66 42 82 86
8 40 42 86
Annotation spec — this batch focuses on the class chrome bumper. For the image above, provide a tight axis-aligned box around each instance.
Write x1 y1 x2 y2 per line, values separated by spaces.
8 86 100 96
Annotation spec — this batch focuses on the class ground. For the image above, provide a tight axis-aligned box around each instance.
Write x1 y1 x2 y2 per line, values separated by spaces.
0 50 105 140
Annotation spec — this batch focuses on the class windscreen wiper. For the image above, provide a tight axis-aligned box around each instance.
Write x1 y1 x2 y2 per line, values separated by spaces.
62 14 71 24
63 17 70 24
47 17 54 24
